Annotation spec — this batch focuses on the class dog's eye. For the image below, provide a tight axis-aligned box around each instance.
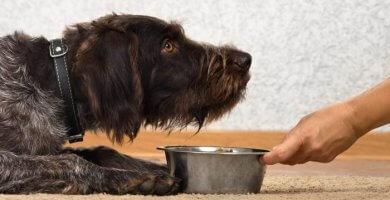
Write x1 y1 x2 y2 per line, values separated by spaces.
162 39 175 54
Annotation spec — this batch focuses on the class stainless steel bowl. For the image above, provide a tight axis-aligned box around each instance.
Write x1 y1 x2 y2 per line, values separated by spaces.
157 146 269 194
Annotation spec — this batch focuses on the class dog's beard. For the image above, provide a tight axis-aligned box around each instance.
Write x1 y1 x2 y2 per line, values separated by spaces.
144 46 249 132
203 46 249 105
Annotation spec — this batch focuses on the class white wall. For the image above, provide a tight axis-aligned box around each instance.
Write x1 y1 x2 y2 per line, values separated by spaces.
1 0 390 131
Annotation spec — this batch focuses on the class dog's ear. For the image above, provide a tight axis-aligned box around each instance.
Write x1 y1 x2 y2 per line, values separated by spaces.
74 30 142 143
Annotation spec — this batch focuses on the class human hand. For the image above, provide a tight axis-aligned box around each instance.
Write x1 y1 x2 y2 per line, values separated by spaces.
261 103 361 165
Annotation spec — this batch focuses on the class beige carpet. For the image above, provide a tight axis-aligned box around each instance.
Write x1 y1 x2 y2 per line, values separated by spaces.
2 131 389 199
1 175 389 200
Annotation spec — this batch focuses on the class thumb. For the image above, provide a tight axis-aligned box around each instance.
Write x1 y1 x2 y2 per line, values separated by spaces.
261 134 302 165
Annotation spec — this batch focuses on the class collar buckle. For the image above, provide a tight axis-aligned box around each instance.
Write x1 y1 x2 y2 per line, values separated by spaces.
49 43 68 58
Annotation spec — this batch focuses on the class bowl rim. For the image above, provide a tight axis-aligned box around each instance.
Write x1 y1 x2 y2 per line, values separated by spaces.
157 145 269 155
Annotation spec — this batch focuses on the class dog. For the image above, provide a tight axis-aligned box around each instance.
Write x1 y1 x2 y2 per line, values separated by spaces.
0 14 251 195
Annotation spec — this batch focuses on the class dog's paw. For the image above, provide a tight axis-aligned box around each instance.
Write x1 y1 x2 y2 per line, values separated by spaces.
138 173 181 195
104 170 180 195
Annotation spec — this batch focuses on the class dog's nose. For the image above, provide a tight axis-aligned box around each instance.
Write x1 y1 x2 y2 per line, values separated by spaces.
233 52 252 71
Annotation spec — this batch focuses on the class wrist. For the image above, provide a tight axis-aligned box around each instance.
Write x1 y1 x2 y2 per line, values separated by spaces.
344 79 390 137
343 100 366 138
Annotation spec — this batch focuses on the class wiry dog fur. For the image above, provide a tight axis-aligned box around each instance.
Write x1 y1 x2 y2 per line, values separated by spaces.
0 14 252 195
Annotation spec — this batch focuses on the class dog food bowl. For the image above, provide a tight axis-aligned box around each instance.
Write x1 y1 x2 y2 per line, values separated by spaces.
157 146 269 194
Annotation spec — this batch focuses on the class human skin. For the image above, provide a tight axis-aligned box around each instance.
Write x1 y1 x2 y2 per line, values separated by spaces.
262 78 390 165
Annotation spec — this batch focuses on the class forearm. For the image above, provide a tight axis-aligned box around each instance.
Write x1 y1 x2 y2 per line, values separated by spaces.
346 78 390 137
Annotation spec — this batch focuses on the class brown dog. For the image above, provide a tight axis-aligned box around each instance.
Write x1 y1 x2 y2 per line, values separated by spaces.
0 14 251 195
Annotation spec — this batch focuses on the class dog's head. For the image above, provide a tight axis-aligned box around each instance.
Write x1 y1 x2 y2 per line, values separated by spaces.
65 14 251 143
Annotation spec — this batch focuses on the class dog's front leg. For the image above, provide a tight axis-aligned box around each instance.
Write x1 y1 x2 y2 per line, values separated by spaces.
63 146 168 172
0 151 179 195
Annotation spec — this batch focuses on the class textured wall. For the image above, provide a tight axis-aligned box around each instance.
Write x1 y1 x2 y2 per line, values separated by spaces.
1 0 390 131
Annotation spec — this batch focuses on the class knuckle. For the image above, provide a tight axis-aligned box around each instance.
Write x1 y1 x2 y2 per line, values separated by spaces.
276 150 289 161
310 143 323 153
308 140 325 155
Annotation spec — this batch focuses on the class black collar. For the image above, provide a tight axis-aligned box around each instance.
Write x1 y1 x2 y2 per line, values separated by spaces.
49 39 84 143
